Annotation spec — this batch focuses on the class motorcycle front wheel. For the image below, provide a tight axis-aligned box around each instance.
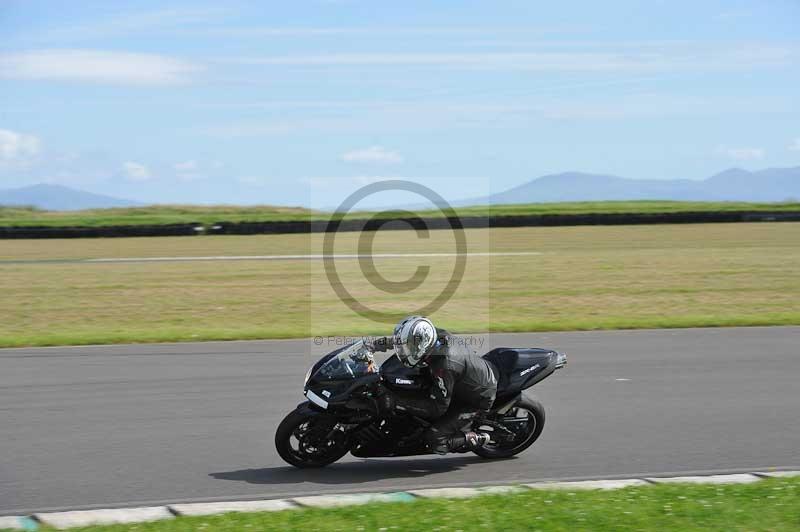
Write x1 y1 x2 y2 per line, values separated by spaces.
275 407 351 468
472 396 545 459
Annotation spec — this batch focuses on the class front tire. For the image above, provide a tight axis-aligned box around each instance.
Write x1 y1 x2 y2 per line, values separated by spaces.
472 396 545 459
275 407 351 468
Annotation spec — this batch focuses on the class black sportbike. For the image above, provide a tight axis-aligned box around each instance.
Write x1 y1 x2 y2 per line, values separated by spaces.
275 339 567 468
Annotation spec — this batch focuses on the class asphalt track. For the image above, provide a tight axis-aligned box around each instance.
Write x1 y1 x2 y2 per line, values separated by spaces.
1 327 798 516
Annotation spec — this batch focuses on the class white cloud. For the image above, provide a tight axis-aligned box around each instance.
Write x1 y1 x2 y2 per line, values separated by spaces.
27 8 230 43
300 177 332 188
0 49 201 85
302 175 403 188
299 175 418 192
195 92 792 138
224 43 796 72
716 10 751 20
173 160 201 181
238 176 269 186
341 146 403 164
0 128 40 162
789 138 800 152
176 173 203 182
122 161 152 181
717 146 765 161
303 175 387 188
199 117 359 137
174 160 198 171
353 176 389 185
193 26 510 38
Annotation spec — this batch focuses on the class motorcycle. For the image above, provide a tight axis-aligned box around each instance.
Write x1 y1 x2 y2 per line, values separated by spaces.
275 338 567 468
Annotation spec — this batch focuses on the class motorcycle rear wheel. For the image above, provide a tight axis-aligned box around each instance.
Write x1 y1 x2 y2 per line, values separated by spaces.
472 396 545 459
275 408 351 468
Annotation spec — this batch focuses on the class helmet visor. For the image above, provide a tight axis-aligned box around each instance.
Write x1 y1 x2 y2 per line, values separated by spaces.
395 339 424 367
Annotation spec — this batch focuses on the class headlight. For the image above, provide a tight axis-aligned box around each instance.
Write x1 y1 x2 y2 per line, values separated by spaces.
555 351 567 369
303 366 313 385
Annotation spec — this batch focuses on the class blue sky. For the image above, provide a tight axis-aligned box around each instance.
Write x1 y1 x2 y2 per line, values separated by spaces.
1 0 799 207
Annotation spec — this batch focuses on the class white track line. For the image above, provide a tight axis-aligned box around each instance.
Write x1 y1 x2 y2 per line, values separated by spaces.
85 251 543 263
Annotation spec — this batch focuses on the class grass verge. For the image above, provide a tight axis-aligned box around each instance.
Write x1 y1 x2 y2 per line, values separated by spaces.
1 223 799 348
2 200 800 227
13 477 800 531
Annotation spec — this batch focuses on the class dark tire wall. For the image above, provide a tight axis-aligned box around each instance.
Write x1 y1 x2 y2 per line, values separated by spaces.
472 396 546 459
2 211 798 238
274 407 351 468
0 223 200 239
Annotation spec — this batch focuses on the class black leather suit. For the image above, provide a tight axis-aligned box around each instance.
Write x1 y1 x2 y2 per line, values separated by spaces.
392 330 498 453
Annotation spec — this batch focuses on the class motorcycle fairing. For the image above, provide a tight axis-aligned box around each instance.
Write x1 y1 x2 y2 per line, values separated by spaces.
379 354 428 391
305 341 380 409
483 348 560 400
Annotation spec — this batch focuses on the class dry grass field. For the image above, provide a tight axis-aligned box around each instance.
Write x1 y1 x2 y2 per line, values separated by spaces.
1 222 798 347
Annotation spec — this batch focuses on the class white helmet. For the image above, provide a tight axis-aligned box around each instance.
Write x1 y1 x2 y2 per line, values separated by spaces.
393 316 437 367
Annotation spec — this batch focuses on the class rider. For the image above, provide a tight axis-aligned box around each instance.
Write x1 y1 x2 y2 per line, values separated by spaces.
370 316 498 454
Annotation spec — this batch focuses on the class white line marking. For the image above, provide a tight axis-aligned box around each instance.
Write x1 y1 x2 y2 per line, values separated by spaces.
85 251 543 263
526 479 648 490
35 507 173 528
170 499 297 516
0 516 25 530
645 474 761 485
407 487 483 499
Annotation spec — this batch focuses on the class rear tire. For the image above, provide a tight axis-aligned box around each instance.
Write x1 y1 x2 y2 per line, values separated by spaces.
472 396 545 459
275 408 351 468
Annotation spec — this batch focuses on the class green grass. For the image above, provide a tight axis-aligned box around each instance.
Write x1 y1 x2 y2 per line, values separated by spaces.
0 204 320 227
10 477 799 532
0 223 798 348
450 200 800 216
1 200 799 227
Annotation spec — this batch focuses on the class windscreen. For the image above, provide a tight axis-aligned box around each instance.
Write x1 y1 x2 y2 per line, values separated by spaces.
314 341 378 381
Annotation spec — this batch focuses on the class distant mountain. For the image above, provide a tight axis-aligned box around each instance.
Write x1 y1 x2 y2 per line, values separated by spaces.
476 167 800 205
4 167 799 212
0 184 139 211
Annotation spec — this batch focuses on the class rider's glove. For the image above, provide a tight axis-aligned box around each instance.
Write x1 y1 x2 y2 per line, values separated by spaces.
365 336 393 352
